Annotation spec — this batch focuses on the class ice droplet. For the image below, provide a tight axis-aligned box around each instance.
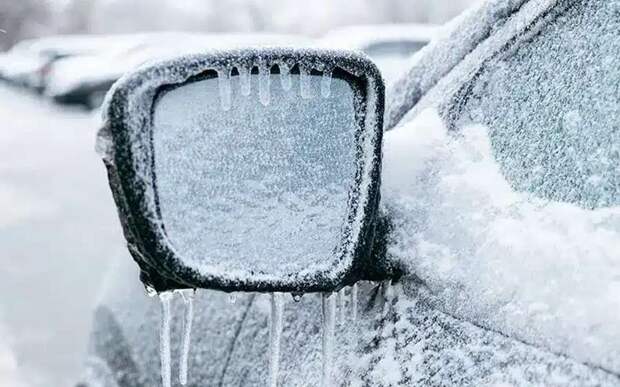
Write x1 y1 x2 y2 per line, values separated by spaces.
217 68 232 111
299 65 312 99
351 283 358 321
291 293 303 302
279 62 292 91
321 71 332 98
159 292 173 387
145 284 157 297
179 289 195 386
269 293 284 387
259 64 271 106
321 292 336 387
338 288 346 325
228 293 237 304
238 65 251 96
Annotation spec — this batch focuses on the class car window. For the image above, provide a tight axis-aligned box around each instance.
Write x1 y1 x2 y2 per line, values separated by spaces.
452 0 619 209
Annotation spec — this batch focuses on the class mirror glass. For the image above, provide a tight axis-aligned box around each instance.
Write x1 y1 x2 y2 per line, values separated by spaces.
152 70 359 277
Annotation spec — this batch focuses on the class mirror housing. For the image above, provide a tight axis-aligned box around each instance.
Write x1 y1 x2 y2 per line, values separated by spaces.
98 48 385 293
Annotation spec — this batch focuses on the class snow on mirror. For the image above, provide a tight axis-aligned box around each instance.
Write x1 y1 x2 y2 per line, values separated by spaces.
152 73 357 282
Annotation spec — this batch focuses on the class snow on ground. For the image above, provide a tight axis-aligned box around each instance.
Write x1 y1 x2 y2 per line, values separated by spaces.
0 84 126 386
382 109 620 373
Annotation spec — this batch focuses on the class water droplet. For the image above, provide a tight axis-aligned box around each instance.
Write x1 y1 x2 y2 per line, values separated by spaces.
291 293 303 302
228 293 237 304
145 284 157 297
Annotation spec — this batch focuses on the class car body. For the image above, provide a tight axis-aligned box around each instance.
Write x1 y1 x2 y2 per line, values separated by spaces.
320 24 437 86
78 0 619 386
46 33 312 109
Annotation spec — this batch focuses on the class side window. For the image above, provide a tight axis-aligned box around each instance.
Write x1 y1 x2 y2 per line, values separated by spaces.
453 0 619 209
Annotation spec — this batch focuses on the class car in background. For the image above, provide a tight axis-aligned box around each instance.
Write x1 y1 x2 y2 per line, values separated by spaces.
0 35 122 92
45 32 312 109
320 23 437 85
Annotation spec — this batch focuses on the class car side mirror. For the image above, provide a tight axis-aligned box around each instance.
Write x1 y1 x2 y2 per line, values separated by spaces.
98 48 387 294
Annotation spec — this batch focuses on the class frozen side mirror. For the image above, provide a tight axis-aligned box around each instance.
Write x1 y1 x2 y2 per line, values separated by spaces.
98 48 385 293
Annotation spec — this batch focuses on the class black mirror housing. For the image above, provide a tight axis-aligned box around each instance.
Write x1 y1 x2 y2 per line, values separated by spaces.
98 48 385 293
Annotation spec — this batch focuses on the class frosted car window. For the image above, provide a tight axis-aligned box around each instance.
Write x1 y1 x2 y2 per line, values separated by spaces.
454 0 619 209
152 73 358 277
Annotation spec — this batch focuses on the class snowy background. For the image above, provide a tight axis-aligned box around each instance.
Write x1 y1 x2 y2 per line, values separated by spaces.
0 1 476 386
0 0 476 50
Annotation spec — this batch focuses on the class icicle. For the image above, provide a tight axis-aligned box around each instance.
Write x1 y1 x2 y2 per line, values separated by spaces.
217 68 232 111
321 292 336 387
179 290 195 386
259 63 271 106
279 62 292 91
159 292 173 387
320 70 332 98
228 293 237 304
269 293 284 387
299 65 312 99
382 280 393 314
351 283 358 321
238 65 251 96
338 288 346 325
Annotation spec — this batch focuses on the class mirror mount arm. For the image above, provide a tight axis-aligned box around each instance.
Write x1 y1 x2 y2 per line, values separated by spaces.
361 211 404 283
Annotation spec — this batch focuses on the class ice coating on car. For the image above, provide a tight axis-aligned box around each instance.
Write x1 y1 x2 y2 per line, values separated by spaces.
152 70 358 280
382 109 620 374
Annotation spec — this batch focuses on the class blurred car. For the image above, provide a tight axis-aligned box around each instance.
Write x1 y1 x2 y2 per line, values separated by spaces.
0 35 122 92
45 32 312 109
320 23 437 85
77 1 620 386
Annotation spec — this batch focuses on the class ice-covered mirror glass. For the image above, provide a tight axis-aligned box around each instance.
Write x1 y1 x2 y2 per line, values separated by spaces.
152 71 358 277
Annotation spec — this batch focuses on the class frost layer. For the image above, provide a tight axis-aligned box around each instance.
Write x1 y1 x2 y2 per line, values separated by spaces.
383 109 620 373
